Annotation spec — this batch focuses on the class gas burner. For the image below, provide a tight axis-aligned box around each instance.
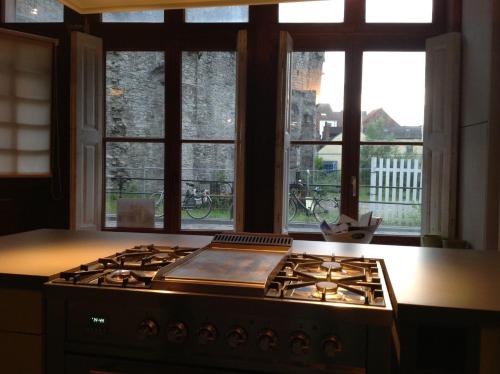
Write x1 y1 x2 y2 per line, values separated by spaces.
316 281 338 293
320 262 342 272
105 269 142 285
267 253 386 307
53 244 199 289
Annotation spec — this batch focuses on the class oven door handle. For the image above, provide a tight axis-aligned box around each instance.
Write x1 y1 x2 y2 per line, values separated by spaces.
90 371 127 374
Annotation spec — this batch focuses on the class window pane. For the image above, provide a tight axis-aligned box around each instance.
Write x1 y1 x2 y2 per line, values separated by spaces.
288 144 342 231
361 52 425 142
359 145 422 235
182 51 236 141
106 52 165 137
279 0 344 23
105 142 164 228
102 11 164 22
186 6 248 23
291 52 345 141
181 143 235 230
5 0 63 22
366 0 432 23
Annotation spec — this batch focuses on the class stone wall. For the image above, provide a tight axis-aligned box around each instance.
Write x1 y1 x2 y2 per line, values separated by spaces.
14 0 63 22
289 52 325 181
104 50 323 196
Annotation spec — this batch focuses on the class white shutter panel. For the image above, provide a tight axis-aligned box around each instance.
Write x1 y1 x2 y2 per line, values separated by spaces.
421 32 461 237
274 31 293 233
70 32 103 230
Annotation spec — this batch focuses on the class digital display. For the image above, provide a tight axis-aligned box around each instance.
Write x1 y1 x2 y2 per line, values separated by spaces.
88 315 108 333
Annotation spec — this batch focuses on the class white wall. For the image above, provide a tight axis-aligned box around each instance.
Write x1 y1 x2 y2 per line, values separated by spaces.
459 0 500 250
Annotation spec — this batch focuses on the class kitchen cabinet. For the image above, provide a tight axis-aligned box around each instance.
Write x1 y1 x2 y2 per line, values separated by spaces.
0 288 44 374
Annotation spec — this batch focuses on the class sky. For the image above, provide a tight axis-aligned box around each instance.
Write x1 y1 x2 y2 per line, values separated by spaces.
281 0 431 127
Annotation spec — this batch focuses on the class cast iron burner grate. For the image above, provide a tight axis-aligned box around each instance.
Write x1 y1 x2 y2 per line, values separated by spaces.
266 253 386 306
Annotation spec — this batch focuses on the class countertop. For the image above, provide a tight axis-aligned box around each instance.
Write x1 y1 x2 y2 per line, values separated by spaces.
1 229 500 323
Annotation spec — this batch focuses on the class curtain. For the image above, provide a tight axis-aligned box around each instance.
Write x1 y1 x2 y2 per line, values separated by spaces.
0 29 56 176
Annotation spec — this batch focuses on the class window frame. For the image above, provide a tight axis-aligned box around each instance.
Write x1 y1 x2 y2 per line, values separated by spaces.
277 0 451 244
98 9 243 234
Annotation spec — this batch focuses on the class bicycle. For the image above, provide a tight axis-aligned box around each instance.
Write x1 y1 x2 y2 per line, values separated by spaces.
288 181 340 223
150 182 213 219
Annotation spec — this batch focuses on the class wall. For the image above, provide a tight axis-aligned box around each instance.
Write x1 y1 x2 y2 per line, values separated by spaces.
459 0 499 250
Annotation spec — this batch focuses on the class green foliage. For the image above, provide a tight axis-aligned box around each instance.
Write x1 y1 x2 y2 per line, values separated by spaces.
314 156 324 171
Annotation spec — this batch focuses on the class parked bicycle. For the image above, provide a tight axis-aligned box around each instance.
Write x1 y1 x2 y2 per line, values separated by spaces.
288 181 340 223
151 182 213 219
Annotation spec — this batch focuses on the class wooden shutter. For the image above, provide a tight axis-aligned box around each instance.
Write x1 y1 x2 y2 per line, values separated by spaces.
70 32 103 230
274 31 293 233
421 32 461 237
234 30 247 232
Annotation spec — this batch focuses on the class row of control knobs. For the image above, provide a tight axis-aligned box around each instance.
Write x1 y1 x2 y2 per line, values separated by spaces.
138 320 342 357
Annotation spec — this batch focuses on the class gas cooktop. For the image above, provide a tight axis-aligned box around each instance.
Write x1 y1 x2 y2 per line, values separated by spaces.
50 233 391 310
46 233 397 374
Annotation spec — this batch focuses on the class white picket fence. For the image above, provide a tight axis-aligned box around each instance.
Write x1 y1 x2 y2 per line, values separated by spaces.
363 157 422 232
370 157 422 203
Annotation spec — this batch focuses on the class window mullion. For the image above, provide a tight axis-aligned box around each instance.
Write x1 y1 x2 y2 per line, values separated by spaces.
164 44 182 233
341 42 363 220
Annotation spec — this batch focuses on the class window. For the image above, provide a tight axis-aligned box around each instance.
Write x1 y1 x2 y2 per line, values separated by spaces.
102 37 244 231
0 30 54 176
186 6 248 23
359 52 425 235
366 0 433 23
279 0 344 23
280 1 437 239
102 10 164 23
104 51 165 228
288 51 345 231
181 51 237 230
4 0 64 22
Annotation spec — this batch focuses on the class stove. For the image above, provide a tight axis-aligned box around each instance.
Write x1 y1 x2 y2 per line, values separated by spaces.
46 233 398 374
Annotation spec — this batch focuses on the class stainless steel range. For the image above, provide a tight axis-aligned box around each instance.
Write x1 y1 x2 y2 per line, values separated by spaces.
46 233 398 374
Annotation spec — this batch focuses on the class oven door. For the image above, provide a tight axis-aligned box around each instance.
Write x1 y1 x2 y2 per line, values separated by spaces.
67 354 250 374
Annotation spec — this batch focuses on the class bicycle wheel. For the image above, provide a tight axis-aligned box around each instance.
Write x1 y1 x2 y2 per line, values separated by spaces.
149 192 164 218
184 195 212 219
288 198 297 222
313 198 340 223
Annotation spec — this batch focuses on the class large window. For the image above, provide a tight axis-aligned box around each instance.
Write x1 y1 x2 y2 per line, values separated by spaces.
102 10 164 23
281 0 435 238
63 0 446 240
186 6 248 23
359 52 425 235
103 47 239 231
279 0 344 23
181 51 237 230
104 51 165 228
4 0 64 22
288 51 345 231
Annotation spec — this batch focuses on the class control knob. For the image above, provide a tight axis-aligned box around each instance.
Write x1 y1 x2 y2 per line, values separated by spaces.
167 322 188 344
322 335 342 358
198 324 217 345
137 319 159 339
290 332 310 355
257 329 278 352
226 327 247 348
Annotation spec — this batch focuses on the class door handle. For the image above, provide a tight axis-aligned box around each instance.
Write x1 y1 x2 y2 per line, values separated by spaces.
351 176 357 197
